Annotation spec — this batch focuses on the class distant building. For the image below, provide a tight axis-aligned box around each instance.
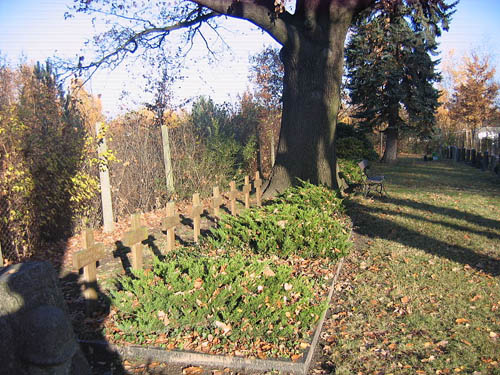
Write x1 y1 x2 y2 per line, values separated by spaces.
477 127 500 140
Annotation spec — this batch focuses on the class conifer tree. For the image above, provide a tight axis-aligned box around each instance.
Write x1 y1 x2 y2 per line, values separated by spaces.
345 3 450 162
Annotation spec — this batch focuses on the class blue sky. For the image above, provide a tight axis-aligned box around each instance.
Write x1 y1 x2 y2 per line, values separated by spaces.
1 0 499 117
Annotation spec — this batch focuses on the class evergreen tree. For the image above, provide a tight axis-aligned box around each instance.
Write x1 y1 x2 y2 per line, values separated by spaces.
345 3 449 162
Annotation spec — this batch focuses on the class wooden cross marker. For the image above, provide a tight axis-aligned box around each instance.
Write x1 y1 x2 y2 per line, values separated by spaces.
254 171 263 207
243 176 252 209
73 228 105 314
228 181 238 216
161 201 180 252
211 186 223 218
123 213 148 270
191 193 203 243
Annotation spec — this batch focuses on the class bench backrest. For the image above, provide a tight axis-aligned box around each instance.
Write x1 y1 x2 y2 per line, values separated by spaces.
358 160 369 172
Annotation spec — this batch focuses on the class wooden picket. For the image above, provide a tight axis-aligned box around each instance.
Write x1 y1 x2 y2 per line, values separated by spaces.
161 201 180 252
191 193 203 243
123 213 148 270
73 228 105 313
212 186 223 218
254 171 262 207
228 181 238 216
243 176 252 209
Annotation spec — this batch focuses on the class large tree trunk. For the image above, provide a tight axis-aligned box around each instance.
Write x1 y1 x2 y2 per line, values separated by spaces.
264 13 352 196
382 127 398 163
192 0 370 196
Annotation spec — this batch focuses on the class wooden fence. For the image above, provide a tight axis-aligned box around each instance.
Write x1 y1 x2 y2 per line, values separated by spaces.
73 172 264 314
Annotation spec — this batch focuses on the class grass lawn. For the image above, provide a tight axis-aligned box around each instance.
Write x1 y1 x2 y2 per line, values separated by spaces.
326 155 500 375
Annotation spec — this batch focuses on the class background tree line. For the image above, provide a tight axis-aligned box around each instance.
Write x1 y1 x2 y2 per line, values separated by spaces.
0 54 283 264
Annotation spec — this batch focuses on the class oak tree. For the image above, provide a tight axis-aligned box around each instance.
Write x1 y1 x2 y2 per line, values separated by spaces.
71 0 455 191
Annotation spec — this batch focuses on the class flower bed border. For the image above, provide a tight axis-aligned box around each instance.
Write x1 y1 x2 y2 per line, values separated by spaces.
79 258 344 374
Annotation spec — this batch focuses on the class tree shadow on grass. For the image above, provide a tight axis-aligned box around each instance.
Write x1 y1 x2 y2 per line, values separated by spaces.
346 199 500 277
386 196 500 231
358 202 500 242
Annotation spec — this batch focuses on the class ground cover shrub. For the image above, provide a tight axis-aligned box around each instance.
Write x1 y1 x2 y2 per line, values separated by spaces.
336 137 366 160
108 249 327 358
336 122 378 161
206 180 352 259
338 158 364 186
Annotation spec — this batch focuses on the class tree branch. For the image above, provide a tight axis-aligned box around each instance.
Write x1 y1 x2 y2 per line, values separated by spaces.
76 11 220 79
189 0 290 45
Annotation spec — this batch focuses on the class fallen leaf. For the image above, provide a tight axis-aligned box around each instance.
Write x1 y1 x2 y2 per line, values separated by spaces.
470 294 482 302
299 342 310 349
291 353 303 362
262 266 275 277
455 318 469 325
277 220 287 228
401 296 410 304
183 366 203 375
193 278 203 289
214 321 231 334
157 310 170 326
284 283 293 291
436 340 448 348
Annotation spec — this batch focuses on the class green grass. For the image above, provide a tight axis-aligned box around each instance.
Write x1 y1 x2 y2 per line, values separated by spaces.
329 156 500 375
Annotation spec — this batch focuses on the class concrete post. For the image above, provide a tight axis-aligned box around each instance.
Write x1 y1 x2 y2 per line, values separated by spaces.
95 122 114 233
161 125 175 194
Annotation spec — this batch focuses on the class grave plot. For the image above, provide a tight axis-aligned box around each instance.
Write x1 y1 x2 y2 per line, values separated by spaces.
94 181 352 372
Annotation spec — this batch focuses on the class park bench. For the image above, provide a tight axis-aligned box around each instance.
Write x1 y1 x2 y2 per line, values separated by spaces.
358 160 387 197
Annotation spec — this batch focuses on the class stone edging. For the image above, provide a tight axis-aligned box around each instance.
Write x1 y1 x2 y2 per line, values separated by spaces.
79 258 345 374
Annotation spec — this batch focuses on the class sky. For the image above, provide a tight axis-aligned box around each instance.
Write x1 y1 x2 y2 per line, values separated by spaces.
1 0 499 118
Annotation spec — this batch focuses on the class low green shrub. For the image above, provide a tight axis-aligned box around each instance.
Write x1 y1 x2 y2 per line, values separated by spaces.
336 137 366 160
109 250 327 355
336 122 378 161
206 180 351 259
338 158 364 186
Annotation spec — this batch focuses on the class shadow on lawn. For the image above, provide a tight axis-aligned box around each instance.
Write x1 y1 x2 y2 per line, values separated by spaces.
346 197 500 277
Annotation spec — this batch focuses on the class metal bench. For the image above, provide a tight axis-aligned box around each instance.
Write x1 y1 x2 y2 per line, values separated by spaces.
358 160 387 197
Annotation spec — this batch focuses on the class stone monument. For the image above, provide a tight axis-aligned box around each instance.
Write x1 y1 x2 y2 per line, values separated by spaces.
0 261 91 375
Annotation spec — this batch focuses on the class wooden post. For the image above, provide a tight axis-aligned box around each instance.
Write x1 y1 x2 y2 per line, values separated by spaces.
161 125 175 193
73 228 105 314
228 181 238 216
95 122 114 233
123 213 148 270
191 193 203 243
211 186 223 218
270 133 276 167
243 176 251 209
161 201 180 252
254 171 263 207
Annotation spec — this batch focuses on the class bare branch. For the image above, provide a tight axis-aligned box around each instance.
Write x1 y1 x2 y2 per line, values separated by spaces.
74 11 220 83
189 0 290 45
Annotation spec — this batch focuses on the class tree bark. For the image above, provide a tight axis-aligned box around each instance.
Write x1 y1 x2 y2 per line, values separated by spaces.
382 127 398 163
192 0 372 195
264 12 353 196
